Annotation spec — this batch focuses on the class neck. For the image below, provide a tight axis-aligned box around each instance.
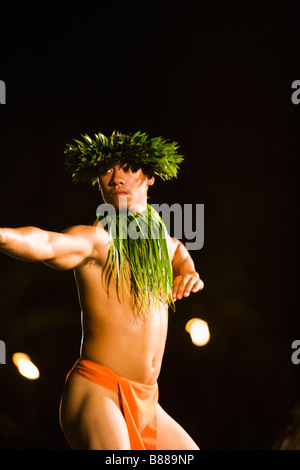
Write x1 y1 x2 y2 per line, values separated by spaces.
118 197 148 214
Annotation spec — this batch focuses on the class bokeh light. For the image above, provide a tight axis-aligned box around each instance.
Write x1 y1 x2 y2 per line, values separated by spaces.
12 352 40 380
185 318 210 346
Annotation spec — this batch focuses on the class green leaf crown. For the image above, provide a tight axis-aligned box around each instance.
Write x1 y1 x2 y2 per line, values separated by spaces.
64 131 184 185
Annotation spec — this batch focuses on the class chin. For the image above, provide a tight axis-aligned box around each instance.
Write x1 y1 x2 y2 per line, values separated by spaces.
108 199 130 210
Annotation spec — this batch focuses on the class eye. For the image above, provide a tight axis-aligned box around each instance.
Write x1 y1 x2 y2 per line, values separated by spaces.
99 165 112 175
122 164 130 173
122 162 139 173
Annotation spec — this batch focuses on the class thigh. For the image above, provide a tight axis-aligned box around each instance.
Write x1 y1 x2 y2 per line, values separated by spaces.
60 372 131 450
156 404 199 450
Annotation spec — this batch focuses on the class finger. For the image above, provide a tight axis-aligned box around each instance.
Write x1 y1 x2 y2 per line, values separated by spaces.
191 278 204 292
172 275 190 299
176 276 194 299
181 278 204 298
181 277 197 297
173 276 204 300
172 276 182 300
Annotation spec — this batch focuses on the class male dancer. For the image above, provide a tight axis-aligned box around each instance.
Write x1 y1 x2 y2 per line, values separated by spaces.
0 131 204 450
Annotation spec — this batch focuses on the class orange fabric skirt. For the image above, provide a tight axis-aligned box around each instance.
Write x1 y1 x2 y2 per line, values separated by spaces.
67 358 158 450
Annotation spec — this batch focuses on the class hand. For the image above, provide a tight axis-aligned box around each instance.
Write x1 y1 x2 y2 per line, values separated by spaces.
172 272 204 301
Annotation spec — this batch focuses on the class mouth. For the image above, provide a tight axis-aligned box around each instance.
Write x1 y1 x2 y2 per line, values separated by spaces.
112 190 129 197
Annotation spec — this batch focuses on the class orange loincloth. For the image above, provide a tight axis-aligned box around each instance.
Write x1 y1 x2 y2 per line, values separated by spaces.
67 358 158 450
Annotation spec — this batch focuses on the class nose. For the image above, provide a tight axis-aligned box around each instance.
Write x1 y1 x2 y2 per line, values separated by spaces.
109 167 125 186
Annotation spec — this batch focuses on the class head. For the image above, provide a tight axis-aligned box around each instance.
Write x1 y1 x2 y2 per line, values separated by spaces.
65 130 183 195
97 160 155 212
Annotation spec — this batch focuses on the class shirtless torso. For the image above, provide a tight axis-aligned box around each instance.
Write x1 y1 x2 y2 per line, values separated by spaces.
0 163 203 450
76 250 170 386
58 224 195 450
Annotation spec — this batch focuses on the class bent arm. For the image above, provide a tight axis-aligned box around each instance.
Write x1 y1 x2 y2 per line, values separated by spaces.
0 225 103 270
171 238 198 277
171 238 204 300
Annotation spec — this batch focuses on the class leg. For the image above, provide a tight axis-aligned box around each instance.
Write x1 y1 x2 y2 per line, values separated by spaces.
156 404 200 450
59 372 131 450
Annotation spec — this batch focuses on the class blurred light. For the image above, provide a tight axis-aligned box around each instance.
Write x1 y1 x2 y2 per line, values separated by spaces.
185 318 210 346
12 352 40 380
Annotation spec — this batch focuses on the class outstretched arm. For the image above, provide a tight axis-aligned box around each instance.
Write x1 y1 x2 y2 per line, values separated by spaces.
0 225 106 270
171 238 204 301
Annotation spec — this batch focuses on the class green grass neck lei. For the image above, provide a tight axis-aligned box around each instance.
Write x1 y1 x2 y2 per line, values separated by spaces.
96 204 175 321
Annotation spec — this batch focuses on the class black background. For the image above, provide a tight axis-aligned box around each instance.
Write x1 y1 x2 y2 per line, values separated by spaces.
0 1 299 450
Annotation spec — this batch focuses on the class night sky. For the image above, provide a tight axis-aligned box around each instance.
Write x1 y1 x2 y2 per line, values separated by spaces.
0 1 299 451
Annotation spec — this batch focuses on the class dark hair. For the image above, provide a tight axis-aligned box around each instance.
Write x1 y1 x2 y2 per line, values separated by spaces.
97 160 155 179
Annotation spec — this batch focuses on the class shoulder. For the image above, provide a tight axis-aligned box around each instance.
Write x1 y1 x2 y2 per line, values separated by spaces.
62 224 110 254
62 223 108 237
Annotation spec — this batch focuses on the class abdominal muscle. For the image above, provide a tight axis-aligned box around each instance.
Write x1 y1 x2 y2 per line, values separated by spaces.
73 259 169 386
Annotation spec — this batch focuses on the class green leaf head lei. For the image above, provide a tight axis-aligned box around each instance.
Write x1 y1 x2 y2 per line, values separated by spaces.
64 130 183 321
64 130 184 185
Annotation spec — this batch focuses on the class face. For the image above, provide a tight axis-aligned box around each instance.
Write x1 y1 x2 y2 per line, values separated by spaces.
97 161 155 212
